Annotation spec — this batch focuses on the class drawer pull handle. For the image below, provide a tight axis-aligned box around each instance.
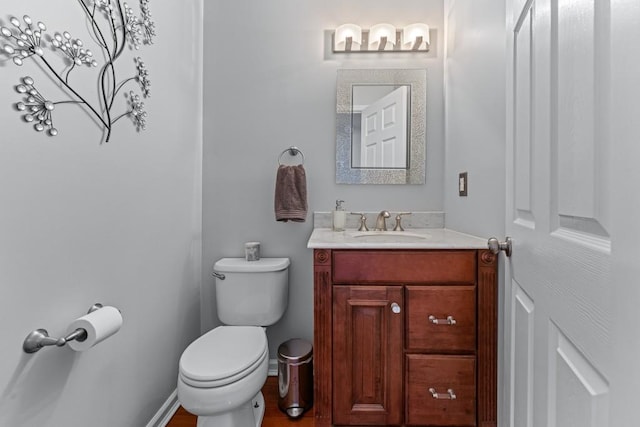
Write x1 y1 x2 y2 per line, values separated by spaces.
429 315 457 325
429 388 457 400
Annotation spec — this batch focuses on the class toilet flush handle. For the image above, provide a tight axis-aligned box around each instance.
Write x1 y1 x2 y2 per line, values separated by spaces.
212 271 225 280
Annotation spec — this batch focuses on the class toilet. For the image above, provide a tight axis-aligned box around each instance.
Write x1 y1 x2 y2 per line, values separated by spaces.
177 257 290 427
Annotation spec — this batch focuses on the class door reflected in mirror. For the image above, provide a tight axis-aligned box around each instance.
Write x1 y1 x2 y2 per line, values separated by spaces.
351 85 410 169
336 69 426 184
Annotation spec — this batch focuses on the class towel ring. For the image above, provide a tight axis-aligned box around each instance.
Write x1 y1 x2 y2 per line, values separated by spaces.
278 146 305 166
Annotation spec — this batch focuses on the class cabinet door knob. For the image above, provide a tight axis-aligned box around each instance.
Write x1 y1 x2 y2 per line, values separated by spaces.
428 315 457 325
391 302 401 314
428 388 457 400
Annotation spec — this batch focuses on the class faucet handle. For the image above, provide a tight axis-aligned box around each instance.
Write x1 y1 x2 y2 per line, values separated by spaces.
393 212 412 231
350 212 369 231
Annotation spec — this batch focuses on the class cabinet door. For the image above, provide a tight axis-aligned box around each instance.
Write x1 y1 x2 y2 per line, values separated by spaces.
333 285 403 426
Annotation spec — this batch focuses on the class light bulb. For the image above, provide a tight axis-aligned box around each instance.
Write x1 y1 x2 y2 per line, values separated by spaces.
402 23 430 51
334 24 362 52
369 23 396 51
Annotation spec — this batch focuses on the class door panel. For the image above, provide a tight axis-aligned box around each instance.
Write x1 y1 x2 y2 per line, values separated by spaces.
514 4 534 227
332 286 403 425
554 0 610 239
548 324 609 427
511 281 534 427
360 86 408 168
505 0 612 425
553 0 611 241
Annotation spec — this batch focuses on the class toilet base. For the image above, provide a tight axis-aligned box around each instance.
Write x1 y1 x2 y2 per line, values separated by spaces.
195 391 265 427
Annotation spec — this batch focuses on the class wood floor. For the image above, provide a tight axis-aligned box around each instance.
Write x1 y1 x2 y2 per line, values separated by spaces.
166 376 314 427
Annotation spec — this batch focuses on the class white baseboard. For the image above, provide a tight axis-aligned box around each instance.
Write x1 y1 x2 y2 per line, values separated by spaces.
146 389 180 427
268 358 278 376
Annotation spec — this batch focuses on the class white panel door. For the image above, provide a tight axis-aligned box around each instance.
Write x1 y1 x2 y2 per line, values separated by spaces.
360 86 408 168
503 0 633 425
608 1 640 424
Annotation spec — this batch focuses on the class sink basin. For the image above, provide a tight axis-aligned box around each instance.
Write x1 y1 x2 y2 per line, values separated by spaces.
350 231 429 242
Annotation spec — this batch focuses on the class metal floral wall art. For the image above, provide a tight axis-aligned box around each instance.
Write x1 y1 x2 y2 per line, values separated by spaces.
1 0 155 142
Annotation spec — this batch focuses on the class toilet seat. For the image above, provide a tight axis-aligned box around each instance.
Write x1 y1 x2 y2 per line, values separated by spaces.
179 326 267 388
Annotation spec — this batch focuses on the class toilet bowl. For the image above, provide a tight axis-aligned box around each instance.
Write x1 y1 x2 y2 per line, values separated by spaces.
177 256 290 427
178 326 269 427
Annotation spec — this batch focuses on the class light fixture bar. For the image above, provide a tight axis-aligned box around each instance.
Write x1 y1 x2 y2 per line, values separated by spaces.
332 23 430 53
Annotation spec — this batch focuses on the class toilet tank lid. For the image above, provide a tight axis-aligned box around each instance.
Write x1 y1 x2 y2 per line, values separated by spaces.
214 257 290 272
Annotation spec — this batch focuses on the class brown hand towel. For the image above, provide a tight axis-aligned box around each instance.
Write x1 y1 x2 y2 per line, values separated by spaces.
274 164 308 222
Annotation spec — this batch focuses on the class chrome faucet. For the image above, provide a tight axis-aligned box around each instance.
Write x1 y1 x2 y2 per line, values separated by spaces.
374 211 391 231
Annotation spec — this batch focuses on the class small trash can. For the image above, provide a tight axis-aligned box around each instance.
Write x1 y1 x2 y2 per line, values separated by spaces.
277 338 313 418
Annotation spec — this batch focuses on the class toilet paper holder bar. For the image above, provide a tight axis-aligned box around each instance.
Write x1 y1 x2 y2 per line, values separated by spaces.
22 303 103 354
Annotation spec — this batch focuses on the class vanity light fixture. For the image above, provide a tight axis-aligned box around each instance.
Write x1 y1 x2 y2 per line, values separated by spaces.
332 23 430 53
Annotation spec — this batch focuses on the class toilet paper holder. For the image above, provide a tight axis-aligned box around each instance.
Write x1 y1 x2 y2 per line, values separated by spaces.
22 303 103 354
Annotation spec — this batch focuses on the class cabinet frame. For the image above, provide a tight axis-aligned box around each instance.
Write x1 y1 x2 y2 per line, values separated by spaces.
313 249 498 427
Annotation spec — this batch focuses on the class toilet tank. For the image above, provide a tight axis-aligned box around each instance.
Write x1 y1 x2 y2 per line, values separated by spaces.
213 257 290 326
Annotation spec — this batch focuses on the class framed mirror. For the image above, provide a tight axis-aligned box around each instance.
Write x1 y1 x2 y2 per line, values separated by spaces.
336 69 426 184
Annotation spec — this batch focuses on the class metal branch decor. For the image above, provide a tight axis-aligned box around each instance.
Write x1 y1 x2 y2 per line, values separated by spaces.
1 0 155 142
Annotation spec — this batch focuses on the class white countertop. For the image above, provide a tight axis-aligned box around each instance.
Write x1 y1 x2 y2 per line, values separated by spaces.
307 228 488 249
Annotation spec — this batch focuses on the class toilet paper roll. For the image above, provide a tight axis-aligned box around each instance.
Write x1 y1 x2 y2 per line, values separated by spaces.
66 306 123 352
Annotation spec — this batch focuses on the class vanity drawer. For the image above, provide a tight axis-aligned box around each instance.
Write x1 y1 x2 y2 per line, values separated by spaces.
405 354 476 427
406 286 476 352
332 250 476 284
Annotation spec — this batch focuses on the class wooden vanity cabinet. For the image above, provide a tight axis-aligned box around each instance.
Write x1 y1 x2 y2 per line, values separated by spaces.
313 249 498 427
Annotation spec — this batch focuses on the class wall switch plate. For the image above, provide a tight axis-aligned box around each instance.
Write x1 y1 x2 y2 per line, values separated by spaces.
459 172 468 196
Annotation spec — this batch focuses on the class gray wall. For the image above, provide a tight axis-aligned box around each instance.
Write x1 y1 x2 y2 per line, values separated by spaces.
203 0 446 357
443 0 506 237
0 1 203 426
443 0 507 421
